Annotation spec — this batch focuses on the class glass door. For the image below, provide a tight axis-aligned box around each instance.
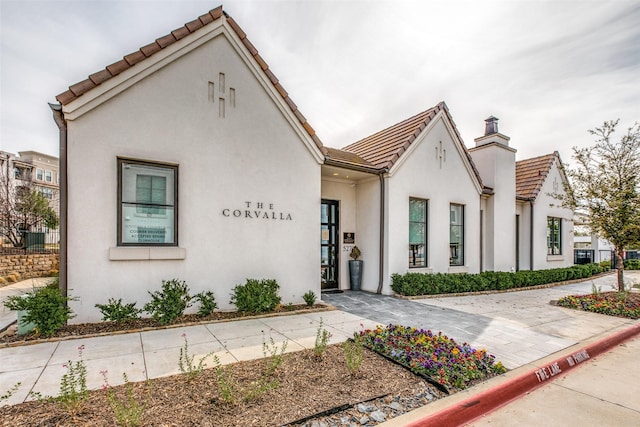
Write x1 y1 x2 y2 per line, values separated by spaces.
321 200 339 290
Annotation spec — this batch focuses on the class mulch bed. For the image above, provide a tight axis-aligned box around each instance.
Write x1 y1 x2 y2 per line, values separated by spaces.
0 345 445 426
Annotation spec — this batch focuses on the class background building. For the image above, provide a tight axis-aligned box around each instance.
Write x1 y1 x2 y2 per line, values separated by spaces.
0 150 59 250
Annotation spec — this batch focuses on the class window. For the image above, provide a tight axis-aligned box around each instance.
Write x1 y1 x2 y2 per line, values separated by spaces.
45 170 52 182
118 159 177 246
450 204 464 266
14 167 26 180
547 217 562 255
36 168 43 180
409 198 427 267
39 187 53 199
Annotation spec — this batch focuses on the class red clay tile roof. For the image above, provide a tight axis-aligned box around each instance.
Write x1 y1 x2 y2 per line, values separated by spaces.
55 6 326 154
515 152 558 200
341 104 442 170
340 102 483 186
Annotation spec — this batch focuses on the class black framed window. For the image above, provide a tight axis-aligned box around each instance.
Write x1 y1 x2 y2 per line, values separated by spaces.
547 217 562 255
450 204 464 266
409 198 427 267
118 158 178 246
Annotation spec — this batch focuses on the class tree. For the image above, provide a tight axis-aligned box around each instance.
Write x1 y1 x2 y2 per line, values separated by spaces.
566 120 640 291
0 177 59 247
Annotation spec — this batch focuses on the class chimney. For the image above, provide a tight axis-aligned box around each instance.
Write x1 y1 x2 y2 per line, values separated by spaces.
473 115 511 148
484 116 499 136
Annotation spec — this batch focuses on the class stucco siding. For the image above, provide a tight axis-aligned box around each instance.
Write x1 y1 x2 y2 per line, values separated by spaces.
66 34 321 322
385 117 481 290
531 162 574 270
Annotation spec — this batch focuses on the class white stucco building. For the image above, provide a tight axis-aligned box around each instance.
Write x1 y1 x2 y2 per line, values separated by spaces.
51 7 573 322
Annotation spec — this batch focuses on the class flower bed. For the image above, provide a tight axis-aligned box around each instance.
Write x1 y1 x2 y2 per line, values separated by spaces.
357 324 506 391
556 292 640 319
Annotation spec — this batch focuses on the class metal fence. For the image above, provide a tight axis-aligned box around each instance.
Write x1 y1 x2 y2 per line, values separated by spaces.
0 226 60 254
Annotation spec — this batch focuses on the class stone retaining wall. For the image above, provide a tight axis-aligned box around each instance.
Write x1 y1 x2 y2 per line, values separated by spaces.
0 253 60 279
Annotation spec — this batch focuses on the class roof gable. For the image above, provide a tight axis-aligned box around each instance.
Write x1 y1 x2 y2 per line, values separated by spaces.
516 151 568 200
54 6 325 158
341 104 441 170
338 102 483 188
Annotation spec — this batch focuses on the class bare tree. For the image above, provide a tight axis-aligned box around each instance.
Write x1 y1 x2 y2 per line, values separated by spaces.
0 169 59 247
566 120 640 291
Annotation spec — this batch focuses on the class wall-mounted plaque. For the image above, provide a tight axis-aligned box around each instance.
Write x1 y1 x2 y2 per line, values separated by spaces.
343 232 355 244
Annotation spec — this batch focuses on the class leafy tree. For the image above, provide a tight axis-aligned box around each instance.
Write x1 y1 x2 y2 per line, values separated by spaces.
0 176 59 247
565 120 640 291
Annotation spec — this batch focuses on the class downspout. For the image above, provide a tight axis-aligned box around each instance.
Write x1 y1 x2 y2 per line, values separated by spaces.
377 171 386 294
529 200 534 271
49 103 67 298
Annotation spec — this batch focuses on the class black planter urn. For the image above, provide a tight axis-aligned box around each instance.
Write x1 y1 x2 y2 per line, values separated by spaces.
349 260 363 291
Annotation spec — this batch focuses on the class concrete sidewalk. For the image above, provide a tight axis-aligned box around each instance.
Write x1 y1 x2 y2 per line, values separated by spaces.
467 335 640 427
0 308 379 406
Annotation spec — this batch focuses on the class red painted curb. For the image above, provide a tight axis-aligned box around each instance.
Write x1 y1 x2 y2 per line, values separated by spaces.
407 323 640 427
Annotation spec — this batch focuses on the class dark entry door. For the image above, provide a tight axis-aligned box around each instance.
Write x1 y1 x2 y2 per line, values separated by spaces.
321 200 339 290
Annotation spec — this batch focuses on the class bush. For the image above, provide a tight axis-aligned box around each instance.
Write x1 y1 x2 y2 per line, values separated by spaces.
95 298 141 322
302 290 317 307
3 286 74 337
194 291 218 317
599 260 611 270
230 279 281 313
391 263 604 296
624 259 640 270
143 279 192 324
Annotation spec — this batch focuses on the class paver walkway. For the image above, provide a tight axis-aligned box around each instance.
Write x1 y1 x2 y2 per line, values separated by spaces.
324 272 639 369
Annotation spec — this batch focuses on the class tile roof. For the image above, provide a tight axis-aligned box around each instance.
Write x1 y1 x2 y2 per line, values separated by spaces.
339 102 483 186
55 6 325 154
515 152 558 200
341 103 443 170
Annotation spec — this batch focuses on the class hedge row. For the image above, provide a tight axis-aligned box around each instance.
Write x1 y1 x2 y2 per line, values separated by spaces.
391 263 605 296
624 259 640 270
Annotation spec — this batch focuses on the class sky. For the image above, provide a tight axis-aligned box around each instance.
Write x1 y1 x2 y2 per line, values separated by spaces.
1 0 639 166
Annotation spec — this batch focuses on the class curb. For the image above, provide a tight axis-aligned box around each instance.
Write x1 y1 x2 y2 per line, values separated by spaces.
405 322 640 427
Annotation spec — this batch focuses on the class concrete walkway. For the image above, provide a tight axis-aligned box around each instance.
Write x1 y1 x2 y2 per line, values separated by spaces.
0 308 379 406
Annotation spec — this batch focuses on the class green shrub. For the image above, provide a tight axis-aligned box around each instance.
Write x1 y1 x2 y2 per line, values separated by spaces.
143 279 192 324
95 298 141 322
230 279 281 313
624 259 640 270
194 291 218 317
391 264 604 297
599 260 611 270
302 290 317 307
4 286 74 337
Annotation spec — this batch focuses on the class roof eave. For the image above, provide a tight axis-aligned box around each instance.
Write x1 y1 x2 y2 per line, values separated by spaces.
323 158 383 175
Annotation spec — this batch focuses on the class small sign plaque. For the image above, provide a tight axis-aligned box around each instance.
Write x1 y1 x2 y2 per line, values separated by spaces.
343 232 355 244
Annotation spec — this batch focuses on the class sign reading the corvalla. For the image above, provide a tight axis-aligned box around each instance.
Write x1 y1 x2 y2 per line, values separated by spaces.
222 201 293 221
